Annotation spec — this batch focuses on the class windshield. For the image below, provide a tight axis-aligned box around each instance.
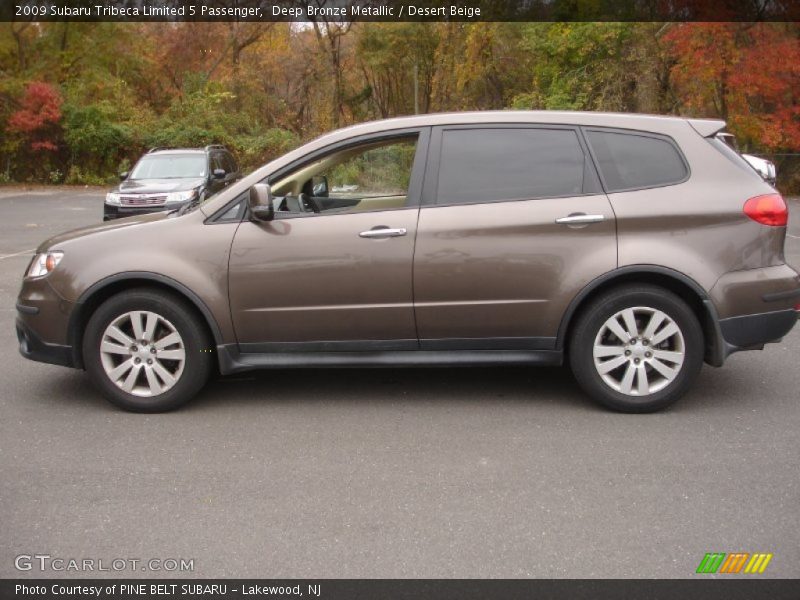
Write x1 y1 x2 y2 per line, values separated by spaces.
130 154 207 179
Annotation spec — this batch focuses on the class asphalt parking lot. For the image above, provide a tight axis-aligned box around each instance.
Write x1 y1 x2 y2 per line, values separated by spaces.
1 187 799 579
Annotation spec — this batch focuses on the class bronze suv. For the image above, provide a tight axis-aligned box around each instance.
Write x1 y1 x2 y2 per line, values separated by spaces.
16 112 800 412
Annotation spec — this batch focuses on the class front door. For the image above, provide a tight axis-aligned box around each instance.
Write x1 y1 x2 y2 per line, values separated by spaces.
413 125 617 350
228 130 429 352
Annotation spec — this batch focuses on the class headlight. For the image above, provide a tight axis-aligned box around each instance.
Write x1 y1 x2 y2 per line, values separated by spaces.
165 190 198 203
27 252 64 278
105 192 121 205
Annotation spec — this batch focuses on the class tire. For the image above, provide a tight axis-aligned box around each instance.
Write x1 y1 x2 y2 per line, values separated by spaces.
568 284 703 413
83 288 213 412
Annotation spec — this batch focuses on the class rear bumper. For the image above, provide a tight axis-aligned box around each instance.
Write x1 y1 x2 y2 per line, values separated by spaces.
710 264 800 318
719 309 798 349
704 263 800 364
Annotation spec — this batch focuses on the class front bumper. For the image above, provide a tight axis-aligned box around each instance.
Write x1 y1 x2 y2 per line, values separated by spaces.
16 275 77 368
16 317 74 367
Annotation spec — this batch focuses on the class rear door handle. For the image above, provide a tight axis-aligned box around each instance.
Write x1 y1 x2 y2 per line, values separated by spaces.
359 227 407 239
555 214 605 225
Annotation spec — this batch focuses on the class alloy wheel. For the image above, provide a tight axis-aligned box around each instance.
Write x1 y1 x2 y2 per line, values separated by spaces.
99 311 186 397
592 306 685 396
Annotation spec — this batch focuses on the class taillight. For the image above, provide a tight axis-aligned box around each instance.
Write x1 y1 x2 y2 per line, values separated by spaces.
743 193 787 226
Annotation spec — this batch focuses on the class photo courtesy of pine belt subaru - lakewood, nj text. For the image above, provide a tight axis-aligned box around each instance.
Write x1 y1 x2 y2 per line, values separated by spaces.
16 112 800 413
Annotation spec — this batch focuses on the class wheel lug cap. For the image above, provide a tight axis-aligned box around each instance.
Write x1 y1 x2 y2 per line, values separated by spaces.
625 350 631 356
645 352 652 358
634 358 640 364
150 348 156 354
131 346 137 352
147 359 152 365
134 358 141 364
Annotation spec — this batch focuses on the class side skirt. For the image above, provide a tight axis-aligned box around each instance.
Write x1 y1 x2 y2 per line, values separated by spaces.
217 345 563 375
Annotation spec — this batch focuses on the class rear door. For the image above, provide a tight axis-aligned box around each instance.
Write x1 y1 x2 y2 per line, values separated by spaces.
209 151 237 193
222 151 240 183
413 124 617 350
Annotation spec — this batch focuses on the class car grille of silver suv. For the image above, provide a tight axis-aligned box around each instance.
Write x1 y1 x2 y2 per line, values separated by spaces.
120 195 167 206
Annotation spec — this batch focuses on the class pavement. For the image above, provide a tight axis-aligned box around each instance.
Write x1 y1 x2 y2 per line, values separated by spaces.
1 186 798 579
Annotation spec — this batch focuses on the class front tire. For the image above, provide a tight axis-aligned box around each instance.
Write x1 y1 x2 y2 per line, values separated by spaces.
569 285 703 413
83 289 213 412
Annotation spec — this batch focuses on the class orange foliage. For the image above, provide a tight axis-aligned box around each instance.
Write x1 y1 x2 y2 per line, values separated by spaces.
665 23 800 150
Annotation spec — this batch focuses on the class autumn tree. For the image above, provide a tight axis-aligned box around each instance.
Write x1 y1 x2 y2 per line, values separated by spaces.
1 21 799 188
4 81 62 178
355 23 439 118
7 81 62 150
665 23 800 151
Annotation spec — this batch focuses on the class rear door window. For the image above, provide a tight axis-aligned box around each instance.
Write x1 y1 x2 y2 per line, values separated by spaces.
586 129 688 192
435 127 595 205
210 153 225 173
222 152 237 174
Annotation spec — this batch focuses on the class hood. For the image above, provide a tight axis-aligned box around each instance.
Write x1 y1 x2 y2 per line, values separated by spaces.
37 211 170 252
116 177 205 194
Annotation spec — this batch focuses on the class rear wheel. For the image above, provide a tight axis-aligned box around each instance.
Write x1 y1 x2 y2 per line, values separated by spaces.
83 289 212 412
569 285 703 413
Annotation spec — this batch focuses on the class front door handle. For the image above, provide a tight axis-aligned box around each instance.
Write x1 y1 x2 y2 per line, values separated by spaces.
555 214 605 225
359 227 407 239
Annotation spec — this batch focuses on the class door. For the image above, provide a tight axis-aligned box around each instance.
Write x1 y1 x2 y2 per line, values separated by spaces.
228 129 429 352
413 125 617 350
208 152 234 195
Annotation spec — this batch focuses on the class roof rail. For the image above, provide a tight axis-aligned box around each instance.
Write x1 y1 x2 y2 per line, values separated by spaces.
148 146 172 153
204 144 226 151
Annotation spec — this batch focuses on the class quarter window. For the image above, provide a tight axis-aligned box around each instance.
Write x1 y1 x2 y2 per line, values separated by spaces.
436 128 590 205
586 130 688 192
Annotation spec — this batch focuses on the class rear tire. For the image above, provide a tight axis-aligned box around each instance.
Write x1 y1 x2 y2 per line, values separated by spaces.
568 284 703 413
83 288 213 412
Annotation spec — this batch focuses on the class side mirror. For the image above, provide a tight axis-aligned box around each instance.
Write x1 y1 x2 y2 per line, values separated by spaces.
311 175 329 198
119 171 128 181
213 168 226 179
249 183 274 222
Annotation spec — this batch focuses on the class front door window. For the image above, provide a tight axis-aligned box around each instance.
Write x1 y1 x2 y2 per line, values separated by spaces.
271 136 418 215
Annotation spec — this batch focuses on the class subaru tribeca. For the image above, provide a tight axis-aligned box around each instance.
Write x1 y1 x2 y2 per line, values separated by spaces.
16 112 799 412
104 145 239 220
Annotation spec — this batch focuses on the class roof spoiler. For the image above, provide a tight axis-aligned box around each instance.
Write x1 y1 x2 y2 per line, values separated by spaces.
687 118 726 138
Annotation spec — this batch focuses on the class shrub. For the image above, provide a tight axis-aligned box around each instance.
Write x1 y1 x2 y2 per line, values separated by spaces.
65 166 112 186
231 130 300 172
63 103 133 177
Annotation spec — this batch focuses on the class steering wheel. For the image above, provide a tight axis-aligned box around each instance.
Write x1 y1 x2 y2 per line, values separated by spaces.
298 192 322 214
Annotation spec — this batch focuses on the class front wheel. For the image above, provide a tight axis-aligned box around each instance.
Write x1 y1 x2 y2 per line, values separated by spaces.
83 289 213 412
569 285 704 413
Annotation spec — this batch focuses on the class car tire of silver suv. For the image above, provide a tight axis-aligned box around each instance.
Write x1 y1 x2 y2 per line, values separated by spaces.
83 288 213 412
569 284 704 413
